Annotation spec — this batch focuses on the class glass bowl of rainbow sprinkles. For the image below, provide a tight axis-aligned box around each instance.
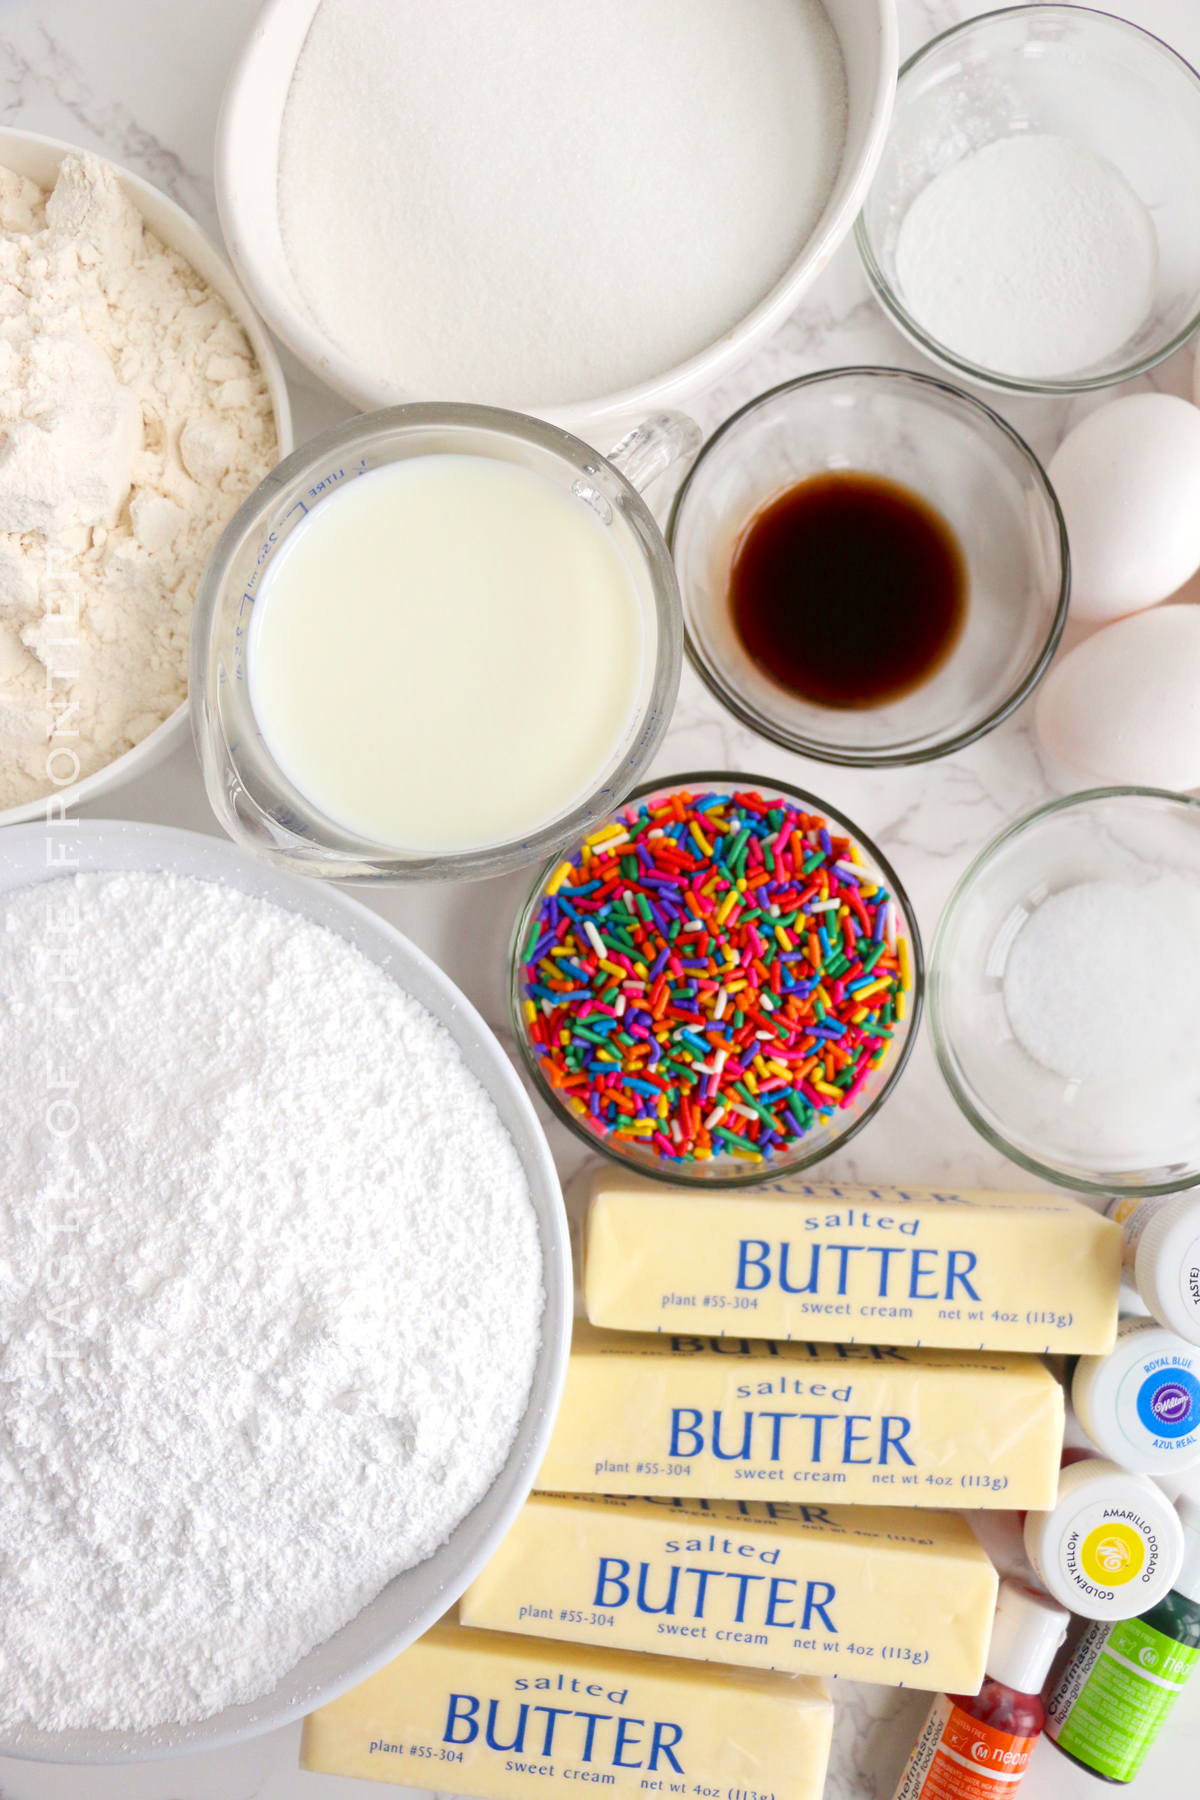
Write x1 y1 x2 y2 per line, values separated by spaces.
509 772 922 1188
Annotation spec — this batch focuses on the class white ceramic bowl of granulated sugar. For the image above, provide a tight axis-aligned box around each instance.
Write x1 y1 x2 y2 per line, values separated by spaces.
0 129 291 831
216 0 897 447
0 821 571 1764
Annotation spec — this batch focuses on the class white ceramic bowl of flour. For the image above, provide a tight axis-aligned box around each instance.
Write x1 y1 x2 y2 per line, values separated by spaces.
0 130 292 832
0 821 571 1764
215 0 897 446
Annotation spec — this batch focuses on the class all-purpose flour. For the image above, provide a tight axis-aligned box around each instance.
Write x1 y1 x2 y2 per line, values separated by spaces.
278 0 847 406
0 872 543 1732
0 154 276 810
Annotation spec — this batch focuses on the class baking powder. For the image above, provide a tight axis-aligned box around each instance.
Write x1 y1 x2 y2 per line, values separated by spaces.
894 135 1157 379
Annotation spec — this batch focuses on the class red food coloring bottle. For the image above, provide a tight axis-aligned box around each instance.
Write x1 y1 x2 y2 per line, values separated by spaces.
891 1580 1069 1799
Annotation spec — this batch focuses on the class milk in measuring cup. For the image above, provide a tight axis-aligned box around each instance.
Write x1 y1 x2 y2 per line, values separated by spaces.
247 457 644 851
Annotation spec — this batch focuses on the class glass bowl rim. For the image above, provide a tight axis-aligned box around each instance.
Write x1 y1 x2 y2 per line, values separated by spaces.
190 400 684 882
928 783 1200 1196
508 766 925 1189
853 4 1200 397
665 365 1070 768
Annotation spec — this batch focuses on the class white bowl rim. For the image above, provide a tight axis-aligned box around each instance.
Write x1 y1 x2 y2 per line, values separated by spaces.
215 0 899 435
0 126 294 831
0 819 571 1763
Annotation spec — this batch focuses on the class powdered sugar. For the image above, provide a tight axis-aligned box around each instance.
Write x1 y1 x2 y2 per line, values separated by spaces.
278 0 846 407
0 871 542 1732
0 153 276 810
894 135 1157 379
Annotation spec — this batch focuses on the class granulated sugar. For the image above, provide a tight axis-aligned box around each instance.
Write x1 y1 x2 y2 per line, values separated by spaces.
277 0 847 406
0 871 543 1732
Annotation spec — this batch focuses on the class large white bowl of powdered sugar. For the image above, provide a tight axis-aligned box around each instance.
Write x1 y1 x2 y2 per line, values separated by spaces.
0 821 570 1762
215 0 897 446
0 130 291 829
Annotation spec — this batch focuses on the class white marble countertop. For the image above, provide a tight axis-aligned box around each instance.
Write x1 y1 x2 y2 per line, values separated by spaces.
0 1 1198 1796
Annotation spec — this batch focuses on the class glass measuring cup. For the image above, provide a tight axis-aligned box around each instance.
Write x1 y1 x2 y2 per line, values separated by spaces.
190 405 697 880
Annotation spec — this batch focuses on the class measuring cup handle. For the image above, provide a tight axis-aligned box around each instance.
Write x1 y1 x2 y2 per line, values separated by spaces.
606 411 702 503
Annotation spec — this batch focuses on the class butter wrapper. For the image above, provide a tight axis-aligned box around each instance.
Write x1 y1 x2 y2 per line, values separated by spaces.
584 1174 1120 1354
463 1491 998 1691
534 1324 1063 1509
301 1619 832 1800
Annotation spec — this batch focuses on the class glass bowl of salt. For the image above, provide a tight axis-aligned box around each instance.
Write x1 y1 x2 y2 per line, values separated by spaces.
930 787 1200 1195
855 5 1200 394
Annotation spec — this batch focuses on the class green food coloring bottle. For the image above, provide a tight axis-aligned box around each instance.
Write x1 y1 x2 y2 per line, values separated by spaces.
1045 1493 1200 1783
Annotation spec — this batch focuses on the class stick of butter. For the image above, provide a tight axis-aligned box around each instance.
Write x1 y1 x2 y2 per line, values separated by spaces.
583 1173 1120 1354
461 1492 998 1693
299 1619 833 1800
534 1324 1063 1508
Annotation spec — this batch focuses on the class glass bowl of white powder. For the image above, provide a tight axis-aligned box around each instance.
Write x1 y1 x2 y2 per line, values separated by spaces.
0 820 570 1762
856 6 1200 393
930 788 1200 1194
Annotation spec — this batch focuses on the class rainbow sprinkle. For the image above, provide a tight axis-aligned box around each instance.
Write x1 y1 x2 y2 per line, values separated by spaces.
517 786 912 1165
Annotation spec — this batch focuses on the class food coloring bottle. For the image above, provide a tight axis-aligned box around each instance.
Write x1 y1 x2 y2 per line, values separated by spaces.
1024 1455 1184 1619
1045 1495 1200 1783
1072 1316 1200 1474
1107 1195 1200 1346
891 1580 1068 1800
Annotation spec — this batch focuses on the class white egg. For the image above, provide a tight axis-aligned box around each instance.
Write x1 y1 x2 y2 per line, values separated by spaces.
1036 606 1200 788
1048 393 1200 622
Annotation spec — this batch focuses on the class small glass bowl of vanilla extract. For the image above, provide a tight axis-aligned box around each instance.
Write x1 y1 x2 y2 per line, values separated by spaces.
667 367 1068 766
